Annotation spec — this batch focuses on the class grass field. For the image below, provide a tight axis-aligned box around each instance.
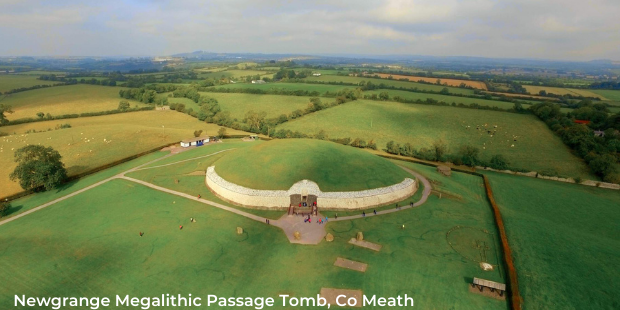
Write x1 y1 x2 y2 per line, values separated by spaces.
0 85 144 120
304 75 476 95
589 89 620 102
0 75 62 93
209 82 356 94
126 140 286 220
215 139 412 191
485 172 620 309
0 111 249 197
369 73 488 90
0 155 507 309
364 89 524 110
523 85 606 99
276 100 592 179
199 92 313 119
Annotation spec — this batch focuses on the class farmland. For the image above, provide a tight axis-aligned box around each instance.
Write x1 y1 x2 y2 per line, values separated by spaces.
304 75 476 95
523 85 606 99
590 89 620 102
0 111 249 197
486 172 620 310
368 73 488 90
199 92 314 119
0 84 145 120
277 100 592 178
364 89 523 110
208 82 356 94
0 75 62 93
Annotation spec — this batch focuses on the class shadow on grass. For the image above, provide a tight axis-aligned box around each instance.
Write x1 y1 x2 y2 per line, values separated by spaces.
4 205 23 216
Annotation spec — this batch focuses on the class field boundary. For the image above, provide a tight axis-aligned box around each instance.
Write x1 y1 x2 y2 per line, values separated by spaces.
0 141 179 203
379 154 523 310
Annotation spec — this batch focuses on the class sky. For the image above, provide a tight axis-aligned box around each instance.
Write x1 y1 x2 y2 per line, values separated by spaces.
1 0 619 61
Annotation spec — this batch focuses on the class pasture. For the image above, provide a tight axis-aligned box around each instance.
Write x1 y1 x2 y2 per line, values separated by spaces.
485 172 620 310
208 82 356 94
0 75 62 93
0 84 144 120
199 92 313 119
0 150 507 310
276 100 592 179
590 89 620 102
214 139 411 191
304 75 476 95
369 73 488 90
364 89 525 110
523 85 606 99
0 111 249 197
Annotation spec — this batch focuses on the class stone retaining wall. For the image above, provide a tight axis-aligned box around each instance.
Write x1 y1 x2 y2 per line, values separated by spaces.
206 166 416 210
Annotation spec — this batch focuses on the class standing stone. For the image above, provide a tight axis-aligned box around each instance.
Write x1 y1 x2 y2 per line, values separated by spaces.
325 233 334 242
294 231 301 240
236 227 243 235
356 232 364 241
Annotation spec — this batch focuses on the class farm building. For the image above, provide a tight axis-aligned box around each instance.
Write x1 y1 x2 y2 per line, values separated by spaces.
181 137 209 148
437 165 452 176
251 80 266 84
312 73 321 76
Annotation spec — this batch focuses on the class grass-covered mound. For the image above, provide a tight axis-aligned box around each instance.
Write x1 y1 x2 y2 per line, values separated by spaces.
214 139 410 191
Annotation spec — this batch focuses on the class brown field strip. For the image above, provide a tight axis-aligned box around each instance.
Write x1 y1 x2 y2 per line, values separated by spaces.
369 73 488 90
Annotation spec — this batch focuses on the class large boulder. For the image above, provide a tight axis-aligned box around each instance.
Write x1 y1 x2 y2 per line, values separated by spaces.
325 233 334 242
356 232 364 241
294 231 301 240
236 227 243 235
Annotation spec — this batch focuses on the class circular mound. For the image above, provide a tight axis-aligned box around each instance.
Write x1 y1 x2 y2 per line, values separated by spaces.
214 139 411 191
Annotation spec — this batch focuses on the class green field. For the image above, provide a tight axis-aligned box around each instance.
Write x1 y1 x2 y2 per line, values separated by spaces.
277 100 592 179
209 82 356 94
523 85 605 99
364 89 525 110
0 147 507 309
304 75 476 95
199 92 313 119
0 111 249 197
486 172 620 309
0 75 62 93
0 84 144 120
214 139 411 191
590 89 620 102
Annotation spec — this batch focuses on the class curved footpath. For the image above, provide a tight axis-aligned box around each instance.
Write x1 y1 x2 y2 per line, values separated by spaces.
0 149 432 246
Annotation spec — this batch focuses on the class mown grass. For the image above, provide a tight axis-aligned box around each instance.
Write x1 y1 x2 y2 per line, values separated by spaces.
485 172 620 309
304 75 475 95
0 84 144 120
0 111 250 196
0 160 507 309
199 92 313 119
215 139 411 191
277 100 592 179
126 140 285 220
0 75 62 93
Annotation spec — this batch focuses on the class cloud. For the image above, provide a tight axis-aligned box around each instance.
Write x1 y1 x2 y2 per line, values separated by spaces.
0 0 618 60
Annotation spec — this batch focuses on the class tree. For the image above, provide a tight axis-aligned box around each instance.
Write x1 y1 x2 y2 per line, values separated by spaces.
0 201 10 217
379 91 389 101
118 100 130 111
432 140 448 161
459 145 480 167
489 154 510 170
315 130 328 140
0 104 14 125
36 112 45 119
386 141 400 155
193 130 203 137
10 145 67 191
440 87 450 95
217 127 227 139
588 153 618 181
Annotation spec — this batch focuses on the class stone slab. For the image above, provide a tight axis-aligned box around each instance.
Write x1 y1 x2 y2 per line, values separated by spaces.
334 257 368 272
349 238 382 251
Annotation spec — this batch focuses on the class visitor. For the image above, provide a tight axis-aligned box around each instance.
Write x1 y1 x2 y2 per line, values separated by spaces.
179 225 183 230
139 232 143 237
362 211 365 217
373 209 377 215
335 213 338 219
325 216 328 222
402 224 405 229
197 194 201 199
410 202 413 207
